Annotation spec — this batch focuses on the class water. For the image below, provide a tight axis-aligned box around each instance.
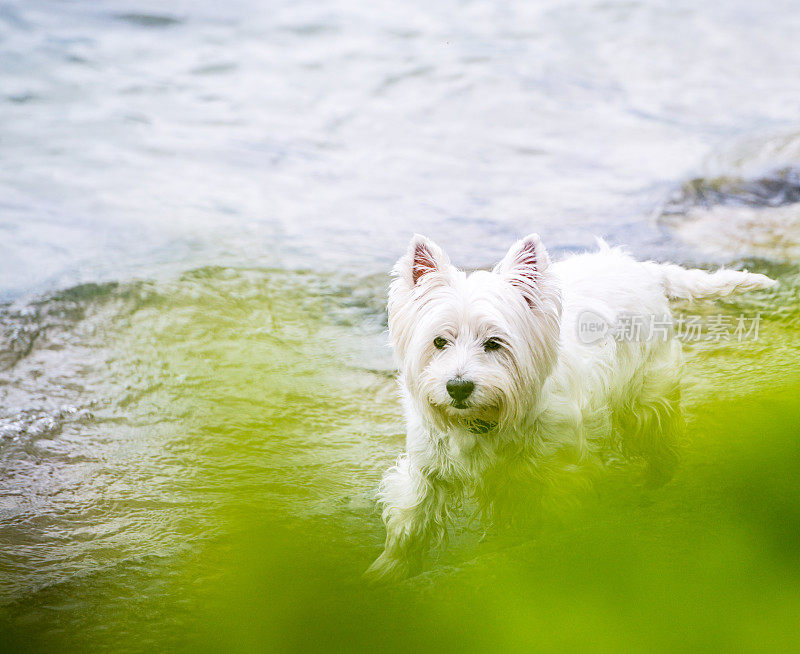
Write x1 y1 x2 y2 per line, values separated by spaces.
1 1 800 651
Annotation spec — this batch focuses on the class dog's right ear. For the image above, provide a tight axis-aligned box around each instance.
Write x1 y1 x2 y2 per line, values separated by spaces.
494 233 552 308
495 233 550 280
393 234 451 287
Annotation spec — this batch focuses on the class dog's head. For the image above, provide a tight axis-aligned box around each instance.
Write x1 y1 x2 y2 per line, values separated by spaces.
388 234 562 431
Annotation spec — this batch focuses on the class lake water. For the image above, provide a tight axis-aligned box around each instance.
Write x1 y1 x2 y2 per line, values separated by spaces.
1 1 799 651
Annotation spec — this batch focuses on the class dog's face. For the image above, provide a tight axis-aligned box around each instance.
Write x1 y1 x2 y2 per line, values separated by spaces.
388 234 562 431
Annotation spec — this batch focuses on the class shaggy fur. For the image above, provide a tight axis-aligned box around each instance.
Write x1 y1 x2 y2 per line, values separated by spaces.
365 234 775 582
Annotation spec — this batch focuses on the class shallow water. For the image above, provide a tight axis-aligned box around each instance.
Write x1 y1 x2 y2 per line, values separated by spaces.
2 0 800 651
4 0 800 299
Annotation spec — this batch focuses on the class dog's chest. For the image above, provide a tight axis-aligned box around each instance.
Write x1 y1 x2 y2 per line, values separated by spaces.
430 427 501 480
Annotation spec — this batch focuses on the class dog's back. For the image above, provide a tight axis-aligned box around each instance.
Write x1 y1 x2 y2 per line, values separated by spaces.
541 242 774 482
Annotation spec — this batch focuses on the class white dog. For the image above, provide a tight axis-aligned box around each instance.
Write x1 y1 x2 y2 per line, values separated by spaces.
366 233 775 581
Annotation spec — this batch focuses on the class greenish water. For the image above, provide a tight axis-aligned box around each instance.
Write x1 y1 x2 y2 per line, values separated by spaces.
2 264 798 652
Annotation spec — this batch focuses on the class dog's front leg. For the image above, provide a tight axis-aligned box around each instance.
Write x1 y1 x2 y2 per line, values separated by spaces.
477 456 546 536
365 453 458 583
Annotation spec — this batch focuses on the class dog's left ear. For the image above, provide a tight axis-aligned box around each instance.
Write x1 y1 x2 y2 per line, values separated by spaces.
494 233 550 301
393 234 451 288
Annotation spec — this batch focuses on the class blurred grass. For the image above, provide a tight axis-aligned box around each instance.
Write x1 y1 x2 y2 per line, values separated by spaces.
183 383 800 654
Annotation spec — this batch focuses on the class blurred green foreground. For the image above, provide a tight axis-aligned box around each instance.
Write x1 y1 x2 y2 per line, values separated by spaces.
1 267 798 653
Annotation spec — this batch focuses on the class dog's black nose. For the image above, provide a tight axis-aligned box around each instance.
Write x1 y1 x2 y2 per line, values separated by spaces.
446 378 475 403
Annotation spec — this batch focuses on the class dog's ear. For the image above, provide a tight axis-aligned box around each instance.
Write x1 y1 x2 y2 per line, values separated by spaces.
494 233 550 300
394 234 451 287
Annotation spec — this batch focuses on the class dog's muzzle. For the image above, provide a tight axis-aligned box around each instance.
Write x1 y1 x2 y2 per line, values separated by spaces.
446 378 474 408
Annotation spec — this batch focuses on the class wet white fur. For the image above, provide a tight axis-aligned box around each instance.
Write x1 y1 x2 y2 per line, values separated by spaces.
365 234 775 581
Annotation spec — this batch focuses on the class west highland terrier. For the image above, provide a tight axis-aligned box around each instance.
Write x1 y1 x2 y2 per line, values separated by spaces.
366 233 775 582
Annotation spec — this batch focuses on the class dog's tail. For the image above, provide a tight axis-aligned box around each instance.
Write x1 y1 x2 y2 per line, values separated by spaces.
644 262 776 301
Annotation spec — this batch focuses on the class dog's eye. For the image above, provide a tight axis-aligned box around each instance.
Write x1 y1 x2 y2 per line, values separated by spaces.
484 338 502 352
433 337 447 350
